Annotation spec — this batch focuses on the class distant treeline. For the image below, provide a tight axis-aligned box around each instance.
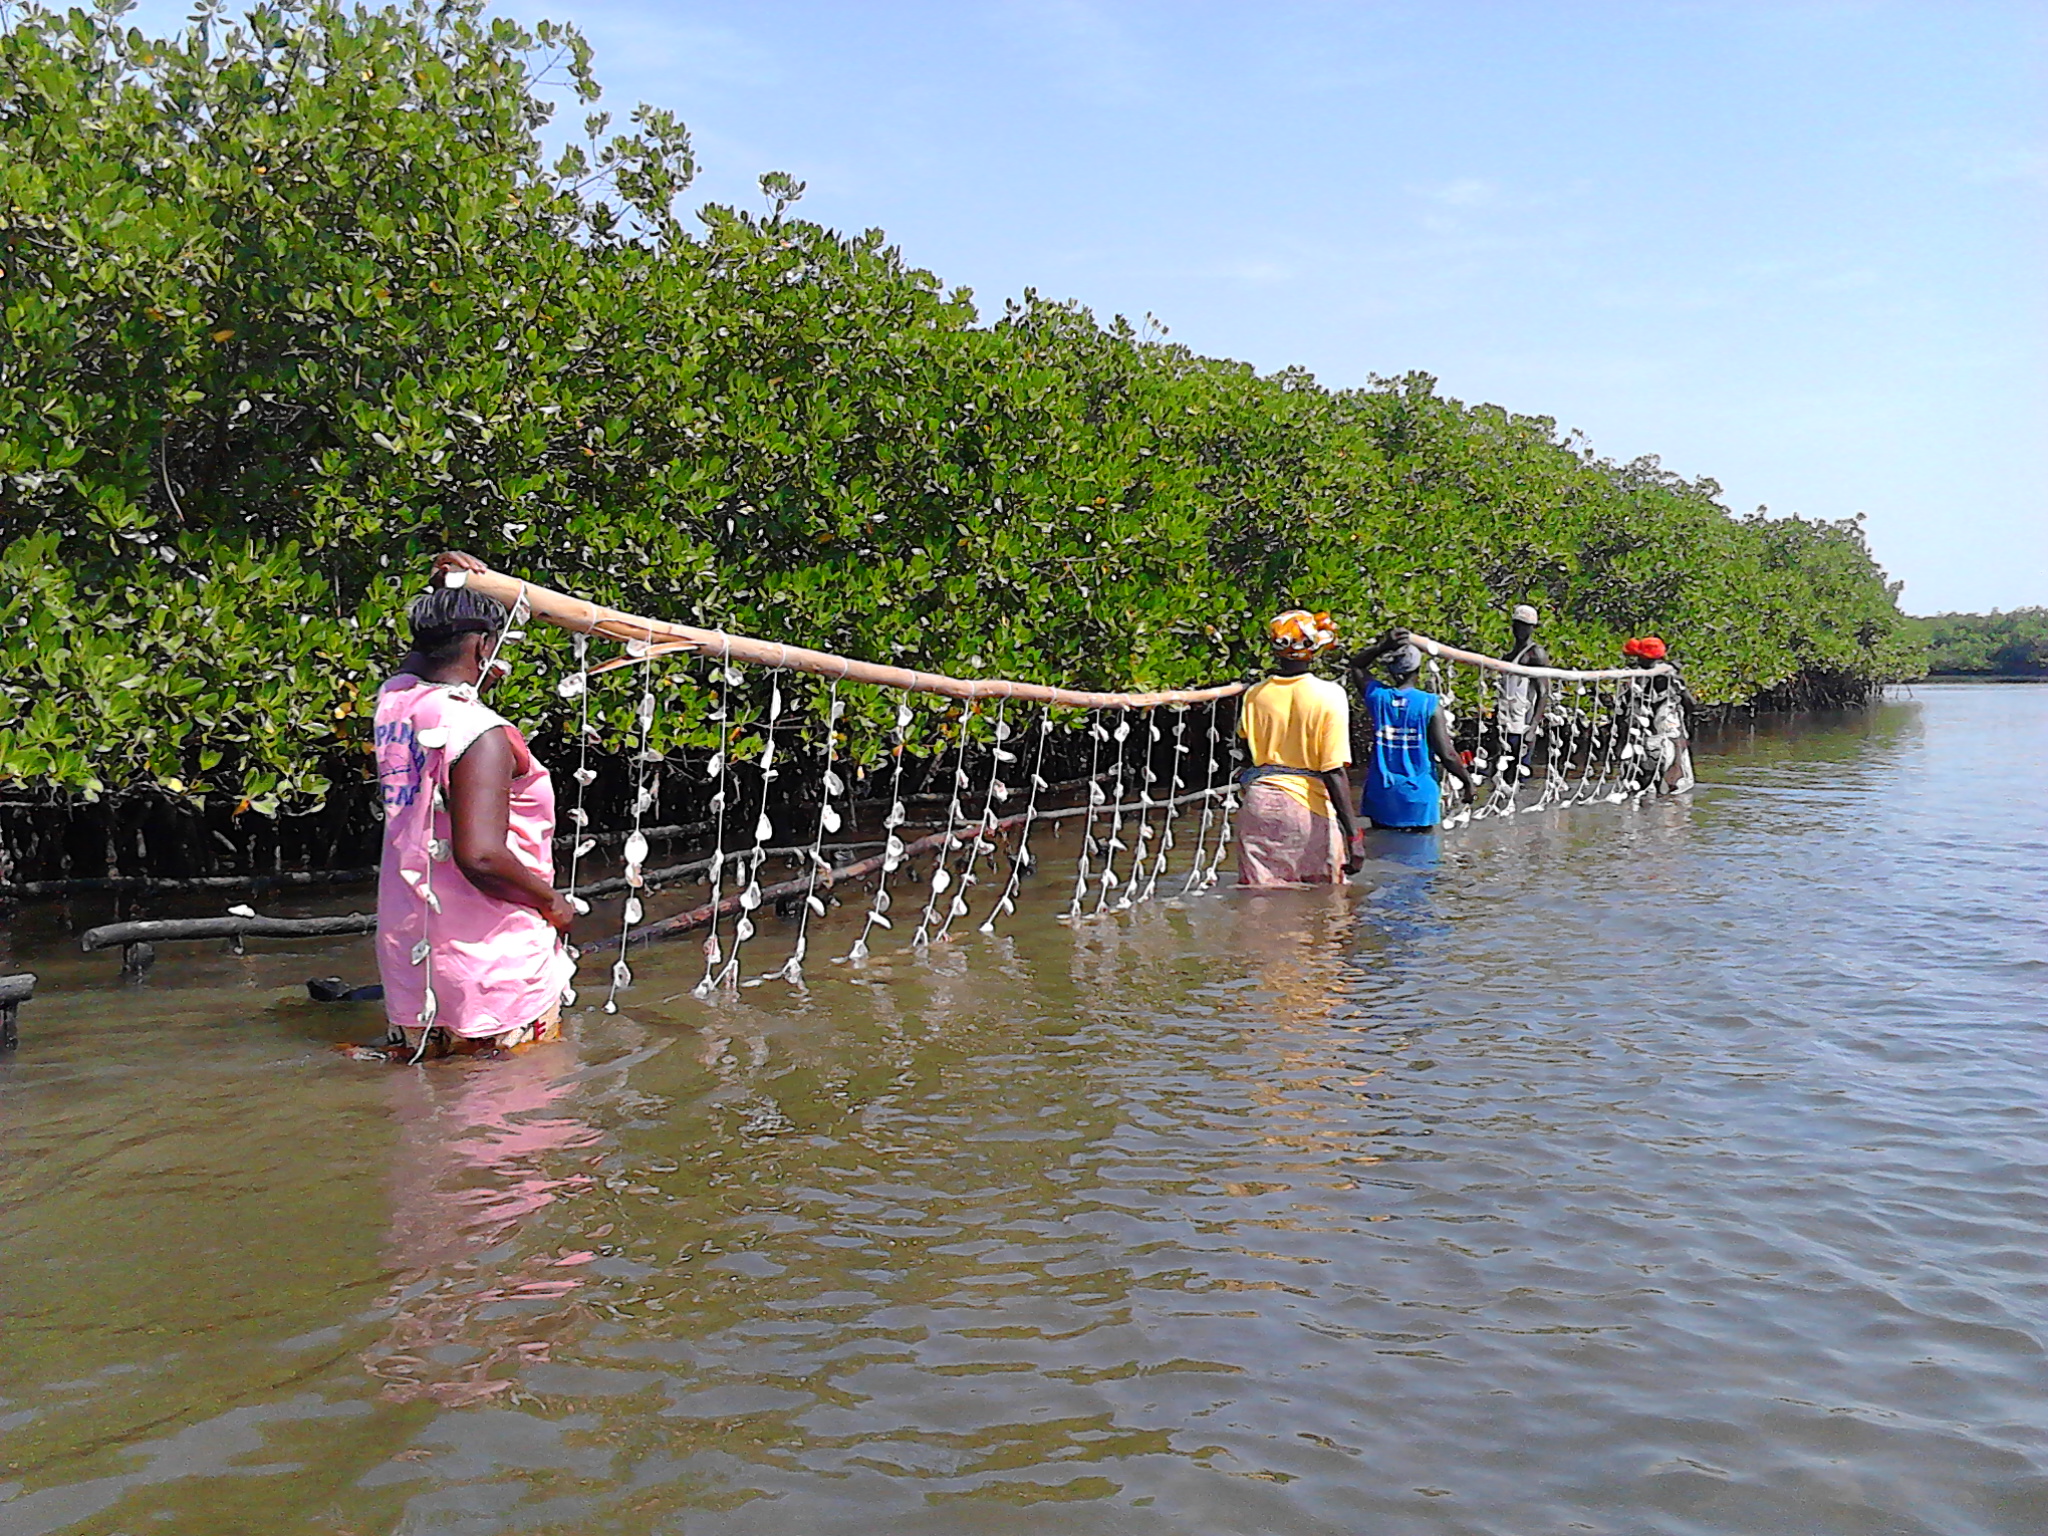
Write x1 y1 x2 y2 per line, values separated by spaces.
1911 610 2048 677
0 2 1923 880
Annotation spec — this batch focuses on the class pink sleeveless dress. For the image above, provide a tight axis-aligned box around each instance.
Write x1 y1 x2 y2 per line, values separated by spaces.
374 676 574 1040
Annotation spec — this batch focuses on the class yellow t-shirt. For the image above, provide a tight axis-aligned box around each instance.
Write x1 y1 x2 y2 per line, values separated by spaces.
1237 673 1351 818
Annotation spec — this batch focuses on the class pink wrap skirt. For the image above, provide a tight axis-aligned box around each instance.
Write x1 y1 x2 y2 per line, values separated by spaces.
1235 780 1345 887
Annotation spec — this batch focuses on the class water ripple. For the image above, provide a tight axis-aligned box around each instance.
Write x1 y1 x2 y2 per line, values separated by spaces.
1 687 2045 1534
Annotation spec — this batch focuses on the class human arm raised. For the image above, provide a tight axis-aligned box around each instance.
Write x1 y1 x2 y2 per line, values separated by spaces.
1351 628 1411 668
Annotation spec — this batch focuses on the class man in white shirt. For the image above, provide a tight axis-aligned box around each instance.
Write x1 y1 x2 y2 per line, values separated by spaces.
1493 603 1551 786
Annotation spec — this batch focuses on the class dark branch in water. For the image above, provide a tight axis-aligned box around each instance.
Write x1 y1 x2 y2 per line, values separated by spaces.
80 913 377 951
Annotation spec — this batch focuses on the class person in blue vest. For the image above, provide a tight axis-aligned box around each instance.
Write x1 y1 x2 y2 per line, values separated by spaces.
1347 632 1480 834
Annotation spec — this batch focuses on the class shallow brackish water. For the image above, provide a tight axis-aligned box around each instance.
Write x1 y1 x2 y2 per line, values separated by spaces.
2 684 2044 1536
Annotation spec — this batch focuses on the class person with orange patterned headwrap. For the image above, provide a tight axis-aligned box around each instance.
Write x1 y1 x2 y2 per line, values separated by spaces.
1234 610 1363 886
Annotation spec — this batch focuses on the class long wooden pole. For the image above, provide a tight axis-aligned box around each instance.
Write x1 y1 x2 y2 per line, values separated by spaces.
463 567 1250 709
464 567 1661 696
1406 633 1671 683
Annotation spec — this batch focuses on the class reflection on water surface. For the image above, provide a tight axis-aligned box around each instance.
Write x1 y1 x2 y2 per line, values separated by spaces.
2 687 2044 1535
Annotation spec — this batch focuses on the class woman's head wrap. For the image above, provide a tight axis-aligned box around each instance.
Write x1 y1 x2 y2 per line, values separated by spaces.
1267 609 1339 659
1383 643 1424 677
408 584 509 650
1622 635 1668 661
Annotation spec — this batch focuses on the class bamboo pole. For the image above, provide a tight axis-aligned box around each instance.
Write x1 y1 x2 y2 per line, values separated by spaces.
1405 632 1672 683
462 567 1250 709
464 567 1659 697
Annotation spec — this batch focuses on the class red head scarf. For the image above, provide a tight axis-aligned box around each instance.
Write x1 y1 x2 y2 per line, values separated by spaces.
1623 636 1668 661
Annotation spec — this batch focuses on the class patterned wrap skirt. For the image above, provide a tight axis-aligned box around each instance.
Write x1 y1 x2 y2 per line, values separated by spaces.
1235 778 1345 887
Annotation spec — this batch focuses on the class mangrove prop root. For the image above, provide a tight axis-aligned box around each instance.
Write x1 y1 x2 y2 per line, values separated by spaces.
0 972 32 1051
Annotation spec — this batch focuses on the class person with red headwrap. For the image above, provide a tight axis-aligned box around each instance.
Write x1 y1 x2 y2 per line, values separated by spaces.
1623 637 1696 792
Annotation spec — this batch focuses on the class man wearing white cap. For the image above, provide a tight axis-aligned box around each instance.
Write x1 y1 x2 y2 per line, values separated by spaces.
1493 603 1552 786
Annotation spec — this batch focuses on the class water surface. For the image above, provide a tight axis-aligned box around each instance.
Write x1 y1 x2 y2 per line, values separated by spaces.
2 685 2043 1535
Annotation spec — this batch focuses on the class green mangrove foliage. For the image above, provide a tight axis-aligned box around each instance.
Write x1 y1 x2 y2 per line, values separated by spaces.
1 0 1921 815
1910 611 2048 677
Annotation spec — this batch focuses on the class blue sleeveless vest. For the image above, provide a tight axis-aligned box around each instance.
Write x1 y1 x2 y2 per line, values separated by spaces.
1361 682 1441 828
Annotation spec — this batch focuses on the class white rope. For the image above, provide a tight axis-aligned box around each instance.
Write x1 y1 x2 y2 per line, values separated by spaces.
1587 680 1617 805
716 668 784 988
1092 708 1133 916
1577 680 1606 803
937 699 1009 943
1198 709 1241 889
778 680 841 985
1584 685 1612 802
913 704 976 947
1553 677 1580 806
1606 680 1636 802
1064 712 1108 919
1138 706 1188 902
982 709 1052 934
1534 681 1571 811
692 643 737 998
847 692 913 963
1121 712 1164 909
1565 680 1597 805
557 633 596 1006
604 621 659 1012
1597 680 1629 802
1624 677 1656 801
1180 705 1227 894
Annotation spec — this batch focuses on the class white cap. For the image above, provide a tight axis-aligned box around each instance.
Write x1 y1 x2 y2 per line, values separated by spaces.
1511 603 1540 624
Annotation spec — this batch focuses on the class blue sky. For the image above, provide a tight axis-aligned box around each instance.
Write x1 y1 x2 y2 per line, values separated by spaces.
139 0 2048 612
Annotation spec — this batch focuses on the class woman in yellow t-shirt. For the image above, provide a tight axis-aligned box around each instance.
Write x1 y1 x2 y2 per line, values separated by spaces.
1235 610 1363 886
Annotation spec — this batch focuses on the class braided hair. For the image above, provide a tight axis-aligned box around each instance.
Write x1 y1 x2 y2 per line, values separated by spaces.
406 584 508 663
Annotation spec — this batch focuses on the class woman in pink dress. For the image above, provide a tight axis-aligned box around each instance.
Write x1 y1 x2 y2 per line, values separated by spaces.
368 552 576 1061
